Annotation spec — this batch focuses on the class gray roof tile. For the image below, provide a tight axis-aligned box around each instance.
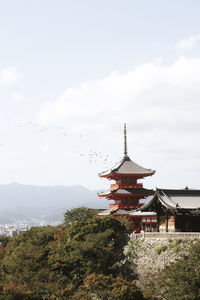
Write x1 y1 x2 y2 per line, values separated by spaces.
98 187 154 197
141 188 200 211
99 156 155 177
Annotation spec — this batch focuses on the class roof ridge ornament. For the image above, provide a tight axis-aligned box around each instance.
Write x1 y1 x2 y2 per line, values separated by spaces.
124 123 128 157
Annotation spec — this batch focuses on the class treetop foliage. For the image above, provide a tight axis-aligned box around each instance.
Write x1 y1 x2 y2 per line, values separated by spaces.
70 273 145 300
64 206 99 226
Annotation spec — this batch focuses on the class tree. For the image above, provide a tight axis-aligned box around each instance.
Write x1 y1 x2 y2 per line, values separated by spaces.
117 216 133 234
1 226 56 299
0 236 10 248
48 216 127 287
71 273 145 300
64 207 99 226
0 236 10 299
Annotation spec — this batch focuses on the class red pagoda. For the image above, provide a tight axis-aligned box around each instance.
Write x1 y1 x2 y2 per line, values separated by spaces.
98 124 157 232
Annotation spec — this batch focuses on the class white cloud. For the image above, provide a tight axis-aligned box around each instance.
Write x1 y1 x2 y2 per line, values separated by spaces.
40 144 49 153
176 34 200 51
38 56 200 131
0 66 23 86
12 92 25 102
37 55 200 175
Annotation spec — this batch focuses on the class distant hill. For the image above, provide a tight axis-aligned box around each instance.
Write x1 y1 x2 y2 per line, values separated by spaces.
0 183 109 224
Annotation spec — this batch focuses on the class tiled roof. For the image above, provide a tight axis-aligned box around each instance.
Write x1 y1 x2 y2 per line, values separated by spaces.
99 156 155 177
98 187 154 197
141 188 200 211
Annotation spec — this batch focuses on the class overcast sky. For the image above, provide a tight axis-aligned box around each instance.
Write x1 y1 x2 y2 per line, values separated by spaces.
1 0 200 190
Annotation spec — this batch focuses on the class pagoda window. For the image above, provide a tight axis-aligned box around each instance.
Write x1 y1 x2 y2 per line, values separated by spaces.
151 218 157 223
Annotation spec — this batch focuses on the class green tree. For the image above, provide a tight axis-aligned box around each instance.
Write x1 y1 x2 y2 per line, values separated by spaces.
64 206 99 226
1 226 56 299
117 216 133 234
0 236 10 248
48 216 127 287
71 273 145 300
0 236 11 299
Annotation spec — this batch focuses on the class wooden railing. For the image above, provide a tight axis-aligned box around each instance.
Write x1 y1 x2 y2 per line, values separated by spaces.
130 232 200 239
110 183 143 190
109 203 143 210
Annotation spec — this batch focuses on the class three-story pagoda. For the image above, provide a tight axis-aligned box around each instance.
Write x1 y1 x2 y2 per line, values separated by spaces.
98 124 155 211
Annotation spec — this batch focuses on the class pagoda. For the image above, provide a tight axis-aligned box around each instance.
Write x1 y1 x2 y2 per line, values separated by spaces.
98 124 155 212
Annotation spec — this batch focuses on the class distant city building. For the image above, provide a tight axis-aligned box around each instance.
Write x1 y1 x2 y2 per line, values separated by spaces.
8 230 18 237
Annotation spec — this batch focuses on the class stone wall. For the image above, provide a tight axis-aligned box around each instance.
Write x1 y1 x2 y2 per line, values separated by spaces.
125 237 196 287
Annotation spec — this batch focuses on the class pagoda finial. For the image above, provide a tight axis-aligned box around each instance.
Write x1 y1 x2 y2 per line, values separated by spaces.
124 123 128 157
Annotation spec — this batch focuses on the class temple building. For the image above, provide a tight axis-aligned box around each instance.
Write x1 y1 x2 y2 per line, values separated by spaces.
98 124 200 233
140 188 200 232
98 124 157 232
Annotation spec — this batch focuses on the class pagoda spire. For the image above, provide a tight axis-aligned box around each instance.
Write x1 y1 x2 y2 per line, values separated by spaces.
124 123 128 157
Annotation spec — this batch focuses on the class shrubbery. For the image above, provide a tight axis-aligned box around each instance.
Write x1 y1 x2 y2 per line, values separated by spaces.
156 244 168 255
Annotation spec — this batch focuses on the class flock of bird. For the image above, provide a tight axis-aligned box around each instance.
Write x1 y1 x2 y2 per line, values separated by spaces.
15 121 122 169
72 149 119 167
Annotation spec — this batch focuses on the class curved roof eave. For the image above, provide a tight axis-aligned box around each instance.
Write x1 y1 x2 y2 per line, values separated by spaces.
139 192 157 211
140 189 193 211
139 189 174 211
99 156 155 177
99 157 125 177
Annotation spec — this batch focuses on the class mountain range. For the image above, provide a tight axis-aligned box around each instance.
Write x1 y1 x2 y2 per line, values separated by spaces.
0 183 108 224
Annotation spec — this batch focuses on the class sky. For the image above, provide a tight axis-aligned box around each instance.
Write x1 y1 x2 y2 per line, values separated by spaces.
1 0 200 190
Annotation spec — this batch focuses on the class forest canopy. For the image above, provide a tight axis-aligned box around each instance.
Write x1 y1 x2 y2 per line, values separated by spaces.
0 208 144 299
